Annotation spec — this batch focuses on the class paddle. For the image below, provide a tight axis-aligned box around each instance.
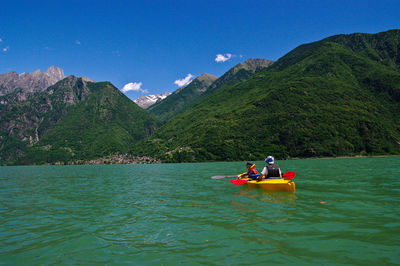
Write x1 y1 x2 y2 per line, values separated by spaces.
230 179 248 185
211 172 247 179
211 175 239 179
283 171 296 179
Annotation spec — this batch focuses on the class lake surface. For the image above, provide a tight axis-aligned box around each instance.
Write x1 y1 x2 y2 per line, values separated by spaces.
1 157 399 265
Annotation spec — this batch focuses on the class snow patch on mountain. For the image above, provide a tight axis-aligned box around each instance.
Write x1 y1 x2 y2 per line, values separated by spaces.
134 92 171 109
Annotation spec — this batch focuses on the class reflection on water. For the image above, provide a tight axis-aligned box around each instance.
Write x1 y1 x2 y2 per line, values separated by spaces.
230 187 298 225
233 187 297 203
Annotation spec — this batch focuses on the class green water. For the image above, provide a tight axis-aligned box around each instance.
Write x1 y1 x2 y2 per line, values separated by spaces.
1 157 399 265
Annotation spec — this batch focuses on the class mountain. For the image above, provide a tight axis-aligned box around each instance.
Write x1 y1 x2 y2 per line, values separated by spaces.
132 29 400 162
148 73 217 122
204 58 274 96
0 76 92 162
134 92 171 109
147 59 273 123
0 76 158 164
0 66 65 96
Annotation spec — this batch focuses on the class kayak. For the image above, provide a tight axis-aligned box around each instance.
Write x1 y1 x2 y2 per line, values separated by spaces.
246 178 295 192
231 171 296 192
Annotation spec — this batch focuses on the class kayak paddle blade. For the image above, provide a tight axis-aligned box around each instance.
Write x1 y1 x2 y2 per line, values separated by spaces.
283 171 296 179
230 179 248 185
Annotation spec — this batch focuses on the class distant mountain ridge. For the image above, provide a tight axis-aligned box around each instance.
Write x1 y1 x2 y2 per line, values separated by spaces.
0 66 65 96
134 92 171 109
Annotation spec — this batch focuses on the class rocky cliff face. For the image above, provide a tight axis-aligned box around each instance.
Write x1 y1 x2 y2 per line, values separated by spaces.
1 76 160 164
134 92 171 109
0 66 65 96
13 81 160 165
0 76 92 161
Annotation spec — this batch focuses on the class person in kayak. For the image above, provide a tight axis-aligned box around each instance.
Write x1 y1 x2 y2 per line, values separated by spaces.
258 156 282 180
239 162 259 180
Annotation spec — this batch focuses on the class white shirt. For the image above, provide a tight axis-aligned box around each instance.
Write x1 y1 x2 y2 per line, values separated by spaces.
261 165 282 177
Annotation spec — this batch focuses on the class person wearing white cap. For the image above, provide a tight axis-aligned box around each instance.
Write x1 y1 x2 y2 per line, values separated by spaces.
258 155 282 180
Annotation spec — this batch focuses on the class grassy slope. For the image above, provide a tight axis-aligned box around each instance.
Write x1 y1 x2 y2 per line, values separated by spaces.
18 82 159 164
149 60 274 124
132 30 400 162
203 59 274 97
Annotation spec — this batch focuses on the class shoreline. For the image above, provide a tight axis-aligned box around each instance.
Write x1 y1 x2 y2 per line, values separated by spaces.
1 154 399 167
285 154 400 160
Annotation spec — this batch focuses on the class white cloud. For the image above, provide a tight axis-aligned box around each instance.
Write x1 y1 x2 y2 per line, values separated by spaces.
215 53 232 63
121 82 148 93
2 46 9 52
75 40 81 45
174 74 194 87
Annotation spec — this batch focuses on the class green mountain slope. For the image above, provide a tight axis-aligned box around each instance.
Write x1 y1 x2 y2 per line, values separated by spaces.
132 29 400 162
0 76 93 162
148 73 217 122
148 59 273 123
17 81 159 164
204 58 274 96
0 77 159 165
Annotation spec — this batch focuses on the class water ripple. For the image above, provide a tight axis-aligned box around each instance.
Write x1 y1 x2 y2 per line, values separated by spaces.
1 158 399 264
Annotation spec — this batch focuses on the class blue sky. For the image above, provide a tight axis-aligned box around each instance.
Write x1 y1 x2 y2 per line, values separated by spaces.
1 0 399 100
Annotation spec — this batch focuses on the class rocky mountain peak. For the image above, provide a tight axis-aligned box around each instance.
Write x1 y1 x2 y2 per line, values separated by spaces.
0 66 65 96
45 66 64 83
196 73 218 83
31 69 43 76
236 58 274 72
81 77 95 83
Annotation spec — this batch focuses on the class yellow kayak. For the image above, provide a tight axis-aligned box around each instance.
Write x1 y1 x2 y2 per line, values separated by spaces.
246 178 295 192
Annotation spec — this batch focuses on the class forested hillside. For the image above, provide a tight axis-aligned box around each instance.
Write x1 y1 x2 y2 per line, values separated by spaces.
132 30 400 162
2 30 399 165
0 77 159 165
